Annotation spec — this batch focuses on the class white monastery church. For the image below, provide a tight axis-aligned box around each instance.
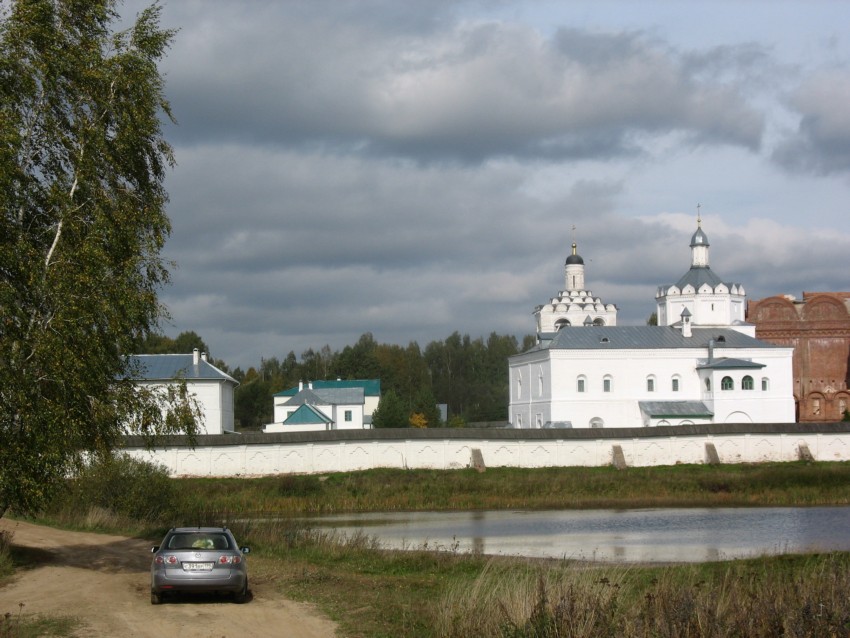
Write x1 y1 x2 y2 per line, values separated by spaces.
509 218 795 429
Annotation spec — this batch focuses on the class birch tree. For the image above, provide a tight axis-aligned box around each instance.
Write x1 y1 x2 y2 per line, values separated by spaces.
0 0 198 518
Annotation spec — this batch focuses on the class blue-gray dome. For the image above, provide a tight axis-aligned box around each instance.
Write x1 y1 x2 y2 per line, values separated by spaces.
565 242 584 265
690 226 709 247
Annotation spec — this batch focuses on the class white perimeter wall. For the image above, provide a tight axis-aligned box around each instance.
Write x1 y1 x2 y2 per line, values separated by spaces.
123 425 850 477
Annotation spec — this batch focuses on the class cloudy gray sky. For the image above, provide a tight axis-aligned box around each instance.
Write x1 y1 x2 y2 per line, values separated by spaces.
123 0 849 370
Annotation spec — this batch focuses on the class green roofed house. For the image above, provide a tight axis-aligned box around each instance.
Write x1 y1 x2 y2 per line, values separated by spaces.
264 379 381 433
127 349 239 434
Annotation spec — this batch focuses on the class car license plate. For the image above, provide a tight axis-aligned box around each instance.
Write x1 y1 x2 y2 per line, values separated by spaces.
183 562 214 572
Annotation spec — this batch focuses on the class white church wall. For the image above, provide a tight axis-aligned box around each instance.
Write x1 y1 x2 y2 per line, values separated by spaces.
510 342 794 429
124 427 850 476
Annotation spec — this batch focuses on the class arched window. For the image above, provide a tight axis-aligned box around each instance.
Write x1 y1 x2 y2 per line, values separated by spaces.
593 318 605 326
555 318 569 330
721 376 733 391
672 376 680 392
603 375 612 393
705 378 711 392
761 377 769 391
646 376 655 392
516 373 522 398
577 376 586 393
742 375 754 390
537 369 544 397
590 416 604 428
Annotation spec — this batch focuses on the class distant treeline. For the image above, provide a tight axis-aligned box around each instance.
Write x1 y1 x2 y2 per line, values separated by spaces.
138 331 536 430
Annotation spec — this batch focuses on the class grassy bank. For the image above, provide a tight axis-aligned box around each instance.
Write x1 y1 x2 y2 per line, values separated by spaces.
10 460 850 637
176 461 850 636
178 461 850 514
216 514 850 637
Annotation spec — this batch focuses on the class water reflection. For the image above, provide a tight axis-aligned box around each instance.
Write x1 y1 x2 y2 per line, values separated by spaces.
301 507 850 562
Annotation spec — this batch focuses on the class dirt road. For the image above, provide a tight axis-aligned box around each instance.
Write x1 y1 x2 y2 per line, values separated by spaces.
0 519 338 637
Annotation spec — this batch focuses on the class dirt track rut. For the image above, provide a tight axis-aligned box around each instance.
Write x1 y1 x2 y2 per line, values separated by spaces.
0 519 338 637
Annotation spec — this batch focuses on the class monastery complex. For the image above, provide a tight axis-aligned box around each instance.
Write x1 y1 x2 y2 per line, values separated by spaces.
509 219 796 429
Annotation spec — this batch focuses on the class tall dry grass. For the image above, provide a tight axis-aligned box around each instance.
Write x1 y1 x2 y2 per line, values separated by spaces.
436 554 850 637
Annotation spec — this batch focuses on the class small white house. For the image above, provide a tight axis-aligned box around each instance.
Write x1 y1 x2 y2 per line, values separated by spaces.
264 379 380 433
128 349 238 434
509 219 795 428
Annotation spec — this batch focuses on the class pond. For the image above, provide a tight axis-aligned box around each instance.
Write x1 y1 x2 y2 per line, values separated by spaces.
300 506 850 562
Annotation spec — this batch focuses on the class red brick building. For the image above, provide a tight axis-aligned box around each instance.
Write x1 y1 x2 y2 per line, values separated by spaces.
747 293 850 421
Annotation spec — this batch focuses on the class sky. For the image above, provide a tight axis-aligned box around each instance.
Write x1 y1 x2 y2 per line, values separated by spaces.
119 0 850 371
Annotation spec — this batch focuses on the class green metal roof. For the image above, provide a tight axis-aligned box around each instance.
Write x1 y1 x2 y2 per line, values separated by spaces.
274 379 380 398
283 404 332 425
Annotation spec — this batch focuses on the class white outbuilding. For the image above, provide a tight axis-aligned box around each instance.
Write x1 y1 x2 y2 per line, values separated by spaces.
264 379 380 433
128 349 238 434
509 220 795 428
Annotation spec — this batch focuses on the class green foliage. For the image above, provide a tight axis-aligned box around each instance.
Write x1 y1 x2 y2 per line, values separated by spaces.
843 409 850 422
277 475 324 498
49 454 180 523
0 0 198 517
372 390 408 428
448 414 467 428
424 332 522 422
413 387 442 427
137 331 210 357
234 374 275 430
233 330 530 429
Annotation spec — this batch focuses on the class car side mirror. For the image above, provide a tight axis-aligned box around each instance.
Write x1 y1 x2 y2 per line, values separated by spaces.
151 546 159 553
241 547 250 554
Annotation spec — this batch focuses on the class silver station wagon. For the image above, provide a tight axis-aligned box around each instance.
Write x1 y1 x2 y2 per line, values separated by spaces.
150 527 250 604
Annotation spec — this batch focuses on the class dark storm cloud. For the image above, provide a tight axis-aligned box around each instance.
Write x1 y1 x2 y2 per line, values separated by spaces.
113 0 850 369
156 4 765 163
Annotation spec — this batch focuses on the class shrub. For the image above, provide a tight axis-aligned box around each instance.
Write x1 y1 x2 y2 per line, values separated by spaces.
51 454 181 524
277 475 323 498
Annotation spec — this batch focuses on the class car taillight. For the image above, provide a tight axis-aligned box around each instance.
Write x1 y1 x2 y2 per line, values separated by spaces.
218 555 241 564
155 555 178 565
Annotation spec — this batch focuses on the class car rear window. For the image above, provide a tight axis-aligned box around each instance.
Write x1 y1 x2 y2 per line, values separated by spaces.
166 533 232 550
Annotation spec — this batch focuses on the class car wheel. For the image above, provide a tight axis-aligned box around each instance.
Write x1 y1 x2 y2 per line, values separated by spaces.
234 579 248 604
151 590 162 605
